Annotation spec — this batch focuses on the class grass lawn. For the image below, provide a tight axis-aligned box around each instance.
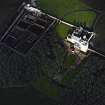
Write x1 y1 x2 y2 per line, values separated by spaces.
38 0 89 17
55 23 72 39
63 54 76 69
55 11 96 39
65 11 96 27
38 0 96 39
32 76 61 99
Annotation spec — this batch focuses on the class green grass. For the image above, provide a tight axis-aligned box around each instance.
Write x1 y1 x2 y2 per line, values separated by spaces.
38 0 89 17
32 76 61 99
38 0 96 39
65 11 96 27
55 23 72 39
56 11 96 39
64 54 76 69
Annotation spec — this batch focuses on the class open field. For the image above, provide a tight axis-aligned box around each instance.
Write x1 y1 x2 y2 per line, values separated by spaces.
56 11 96 38
55 23 72 39
38 0 96 39
38 0 89 17
65 11 96 27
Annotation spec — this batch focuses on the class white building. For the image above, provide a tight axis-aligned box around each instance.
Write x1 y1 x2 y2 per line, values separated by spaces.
67 27 95 53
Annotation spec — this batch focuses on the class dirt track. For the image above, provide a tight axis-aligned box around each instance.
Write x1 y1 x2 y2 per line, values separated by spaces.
82 0 105 11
